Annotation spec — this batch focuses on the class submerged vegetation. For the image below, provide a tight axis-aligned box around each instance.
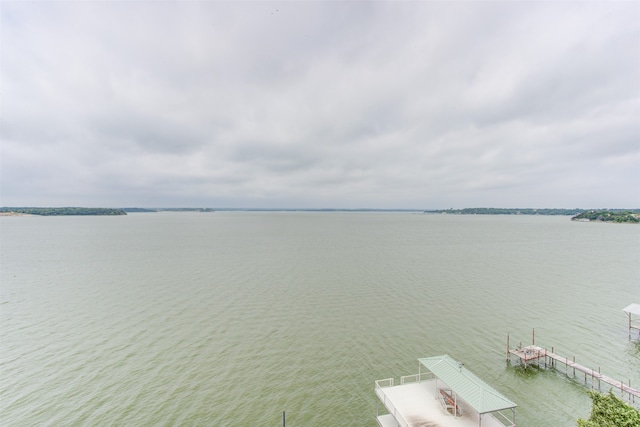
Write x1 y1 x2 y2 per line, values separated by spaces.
0 207 127 216
571 210 640 223
577 390 640 427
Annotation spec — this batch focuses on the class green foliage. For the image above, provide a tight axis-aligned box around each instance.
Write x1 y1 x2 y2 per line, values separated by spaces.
1 207 218 215
577 390 640 427
424 208 586 215
572 210 640 223
0 207 127 216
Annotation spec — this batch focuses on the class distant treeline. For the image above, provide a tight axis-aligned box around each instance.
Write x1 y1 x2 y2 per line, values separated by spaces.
122 208 215 213
424 208 585 215
123 208 422 212
571 210 640 223
211 208 420 212
423 208 640 221
0 207 127 216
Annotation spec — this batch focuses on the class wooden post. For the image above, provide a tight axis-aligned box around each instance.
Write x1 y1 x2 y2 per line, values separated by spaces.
506 333 510 362
537 348 541 368
283 411 285 427
532 328 535 346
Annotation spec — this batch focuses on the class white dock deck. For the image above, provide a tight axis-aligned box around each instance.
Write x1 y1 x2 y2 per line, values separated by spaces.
376 379 511 427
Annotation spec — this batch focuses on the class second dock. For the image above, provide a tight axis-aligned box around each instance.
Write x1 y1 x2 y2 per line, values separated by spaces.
507 339 639 407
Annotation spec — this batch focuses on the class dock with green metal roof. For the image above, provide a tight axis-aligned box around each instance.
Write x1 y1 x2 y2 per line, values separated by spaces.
375 354 517 427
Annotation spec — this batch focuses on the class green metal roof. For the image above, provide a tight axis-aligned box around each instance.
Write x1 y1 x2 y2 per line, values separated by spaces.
418 354 517 414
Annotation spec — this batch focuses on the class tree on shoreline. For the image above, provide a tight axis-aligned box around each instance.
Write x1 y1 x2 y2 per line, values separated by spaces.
571 210 640 223
577 390 640 427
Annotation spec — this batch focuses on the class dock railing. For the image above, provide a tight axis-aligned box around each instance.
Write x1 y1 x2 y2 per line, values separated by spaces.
375 378 394 389
375 378 410 427
400 371 434 385
492 410 516 427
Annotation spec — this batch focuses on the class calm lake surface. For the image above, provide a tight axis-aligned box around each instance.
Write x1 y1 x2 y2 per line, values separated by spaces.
1 213 639 426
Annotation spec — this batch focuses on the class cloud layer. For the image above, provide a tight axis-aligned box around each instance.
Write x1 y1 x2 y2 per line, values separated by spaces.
2 1 638 208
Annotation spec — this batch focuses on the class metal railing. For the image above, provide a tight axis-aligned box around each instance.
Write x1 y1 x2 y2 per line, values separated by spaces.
375 378 394 389
374 378 410 427
400 371 434 385
377 397 410 427
492 410 516 427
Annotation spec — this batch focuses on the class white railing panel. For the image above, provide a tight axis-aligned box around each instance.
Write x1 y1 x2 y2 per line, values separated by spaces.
375 378 394 389
492 410 516 427
401 372 434 384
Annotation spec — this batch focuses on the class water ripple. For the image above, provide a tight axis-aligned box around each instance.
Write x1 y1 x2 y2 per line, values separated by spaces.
1 214 638 426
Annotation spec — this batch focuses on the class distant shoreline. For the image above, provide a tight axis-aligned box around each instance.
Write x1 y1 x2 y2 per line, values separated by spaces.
0 207 127 216
0 211 34 216
570 210 640 224
423 208 585 215
2 207 639 218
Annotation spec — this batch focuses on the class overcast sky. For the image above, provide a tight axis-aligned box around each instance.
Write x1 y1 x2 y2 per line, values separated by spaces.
1 1 638 209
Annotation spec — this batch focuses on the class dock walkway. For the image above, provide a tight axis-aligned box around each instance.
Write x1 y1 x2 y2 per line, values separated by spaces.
508 344 639 406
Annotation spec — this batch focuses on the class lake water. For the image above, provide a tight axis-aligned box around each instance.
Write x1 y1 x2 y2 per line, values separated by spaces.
1 212 639 426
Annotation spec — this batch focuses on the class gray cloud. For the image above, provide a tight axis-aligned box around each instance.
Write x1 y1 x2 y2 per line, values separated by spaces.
1 1 638 208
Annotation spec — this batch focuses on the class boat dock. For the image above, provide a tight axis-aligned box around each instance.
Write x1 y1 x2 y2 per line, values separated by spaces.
376 355 517 427
507 336 639 406
623 303 640 340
